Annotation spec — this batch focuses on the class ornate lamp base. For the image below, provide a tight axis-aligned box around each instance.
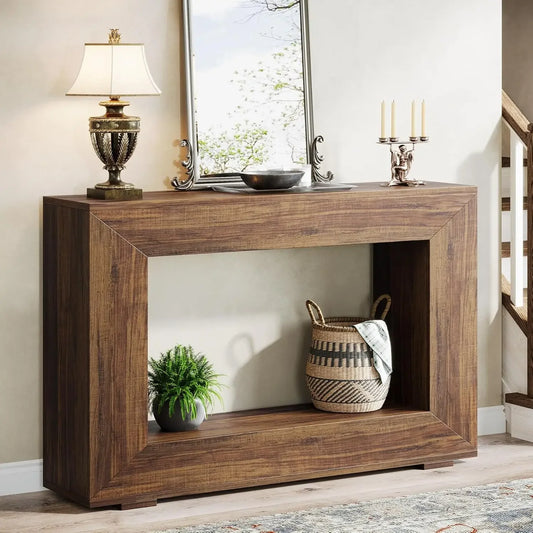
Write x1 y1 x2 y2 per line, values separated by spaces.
87 187 143 200
87 99 143 201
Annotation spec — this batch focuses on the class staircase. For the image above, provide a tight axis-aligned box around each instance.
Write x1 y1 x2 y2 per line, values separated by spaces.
501 90 533 441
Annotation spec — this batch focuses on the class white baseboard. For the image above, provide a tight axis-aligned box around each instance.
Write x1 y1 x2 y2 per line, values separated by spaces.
0 406 508 497
505 402 533 442
0 459 44 497
478 405 506 436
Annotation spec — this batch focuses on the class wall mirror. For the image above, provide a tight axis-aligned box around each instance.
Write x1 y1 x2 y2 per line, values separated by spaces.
173 0 332 190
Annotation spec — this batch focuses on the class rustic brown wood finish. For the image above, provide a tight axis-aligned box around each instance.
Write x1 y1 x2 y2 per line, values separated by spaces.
43 182 477 509
501 276 527 336
502 90 529 145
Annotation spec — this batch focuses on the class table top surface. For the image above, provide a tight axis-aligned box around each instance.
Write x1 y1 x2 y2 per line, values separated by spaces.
43 181 476 211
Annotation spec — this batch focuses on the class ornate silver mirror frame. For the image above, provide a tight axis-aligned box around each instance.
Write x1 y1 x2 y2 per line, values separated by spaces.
173 0 332 190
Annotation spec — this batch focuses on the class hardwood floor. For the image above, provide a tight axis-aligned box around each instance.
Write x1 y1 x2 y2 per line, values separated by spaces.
1 434 532 533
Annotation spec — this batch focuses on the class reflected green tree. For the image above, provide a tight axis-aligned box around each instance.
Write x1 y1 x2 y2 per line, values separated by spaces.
231 38 305 165
199 122 270 174
197 0 305 173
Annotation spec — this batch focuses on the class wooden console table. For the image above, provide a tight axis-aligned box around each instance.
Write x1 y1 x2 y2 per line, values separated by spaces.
43 182 477 509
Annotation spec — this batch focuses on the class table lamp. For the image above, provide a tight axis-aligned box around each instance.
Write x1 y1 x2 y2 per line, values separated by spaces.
67 29 161 200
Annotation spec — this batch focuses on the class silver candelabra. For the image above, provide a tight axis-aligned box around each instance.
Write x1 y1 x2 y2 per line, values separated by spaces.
378 136 428 187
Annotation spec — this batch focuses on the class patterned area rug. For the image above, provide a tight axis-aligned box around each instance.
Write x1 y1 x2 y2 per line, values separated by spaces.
152 478 533 533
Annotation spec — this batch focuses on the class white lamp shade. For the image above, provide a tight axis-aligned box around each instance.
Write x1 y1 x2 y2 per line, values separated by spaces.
66 44 161 97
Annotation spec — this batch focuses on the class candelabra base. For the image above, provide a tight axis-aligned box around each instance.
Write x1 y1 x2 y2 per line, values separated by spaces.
377 137 428 188
380 178 425 187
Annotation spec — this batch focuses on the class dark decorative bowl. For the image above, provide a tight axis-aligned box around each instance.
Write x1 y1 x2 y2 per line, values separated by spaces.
240 170 304 190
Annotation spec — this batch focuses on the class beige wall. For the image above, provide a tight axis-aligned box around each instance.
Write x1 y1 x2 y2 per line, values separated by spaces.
502 310 527 396
308 0 502 408
0 0 501 464
503 0 533 120
0 0 184 463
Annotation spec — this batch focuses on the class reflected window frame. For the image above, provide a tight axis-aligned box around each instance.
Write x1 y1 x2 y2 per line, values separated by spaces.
175 0 315 190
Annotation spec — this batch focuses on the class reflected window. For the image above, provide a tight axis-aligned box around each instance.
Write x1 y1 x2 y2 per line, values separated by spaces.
192 0 306 174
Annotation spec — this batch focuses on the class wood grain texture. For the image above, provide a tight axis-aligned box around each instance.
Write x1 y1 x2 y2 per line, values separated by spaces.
44 183 476 256
43 204 90 504
505 392 533 409
88 214 148 496
93 409 474 507
120 500 157 511
501 240 527 258
373 241 430 411
503 90 530 145
43 182 477 508
429 197 477 445
501 275 527 336
500 196 527 211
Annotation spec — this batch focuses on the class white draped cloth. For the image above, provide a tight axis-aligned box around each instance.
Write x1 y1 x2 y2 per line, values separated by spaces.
354 319 392 384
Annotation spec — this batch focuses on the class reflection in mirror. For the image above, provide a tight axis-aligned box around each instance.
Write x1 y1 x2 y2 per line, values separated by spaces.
175 0 330 190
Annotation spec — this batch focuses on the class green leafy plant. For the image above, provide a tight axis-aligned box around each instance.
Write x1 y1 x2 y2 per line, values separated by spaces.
148 345 224 420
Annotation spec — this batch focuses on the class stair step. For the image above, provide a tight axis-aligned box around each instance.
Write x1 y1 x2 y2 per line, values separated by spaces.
502 156 528 168
501 275 527 335
501 197 528 211
501 241 528 258
506 392 533 409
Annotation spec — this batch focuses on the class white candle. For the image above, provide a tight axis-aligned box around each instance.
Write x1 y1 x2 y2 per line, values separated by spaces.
381 100 386 138
411 100 416 138
421 100 427 137
391 100 396 138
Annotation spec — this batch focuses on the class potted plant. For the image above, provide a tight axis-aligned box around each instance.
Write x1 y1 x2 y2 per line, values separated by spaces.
148 344 224 431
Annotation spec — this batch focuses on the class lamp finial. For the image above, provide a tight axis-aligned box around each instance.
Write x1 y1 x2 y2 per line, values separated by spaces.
108 29 121 44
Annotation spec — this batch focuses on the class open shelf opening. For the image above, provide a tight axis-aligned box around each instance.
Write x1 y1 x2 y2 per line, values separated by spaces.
146 239 432 439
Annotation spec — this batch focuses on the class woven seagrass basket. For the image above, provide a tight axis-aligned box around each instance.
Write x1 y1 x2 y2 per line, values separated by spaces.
305 294 392 413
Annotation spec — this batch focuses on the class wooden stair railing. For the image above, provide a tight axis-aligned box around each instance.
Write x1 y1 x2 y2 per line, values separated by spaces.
501 275 527 336
502 90 529 144
502 90 528 307
502 89 533 406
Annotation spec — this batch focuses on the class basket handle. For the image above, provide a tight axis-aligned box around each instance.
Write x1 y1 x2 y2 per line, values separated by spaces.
305 300 325 325
370 294 392 320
